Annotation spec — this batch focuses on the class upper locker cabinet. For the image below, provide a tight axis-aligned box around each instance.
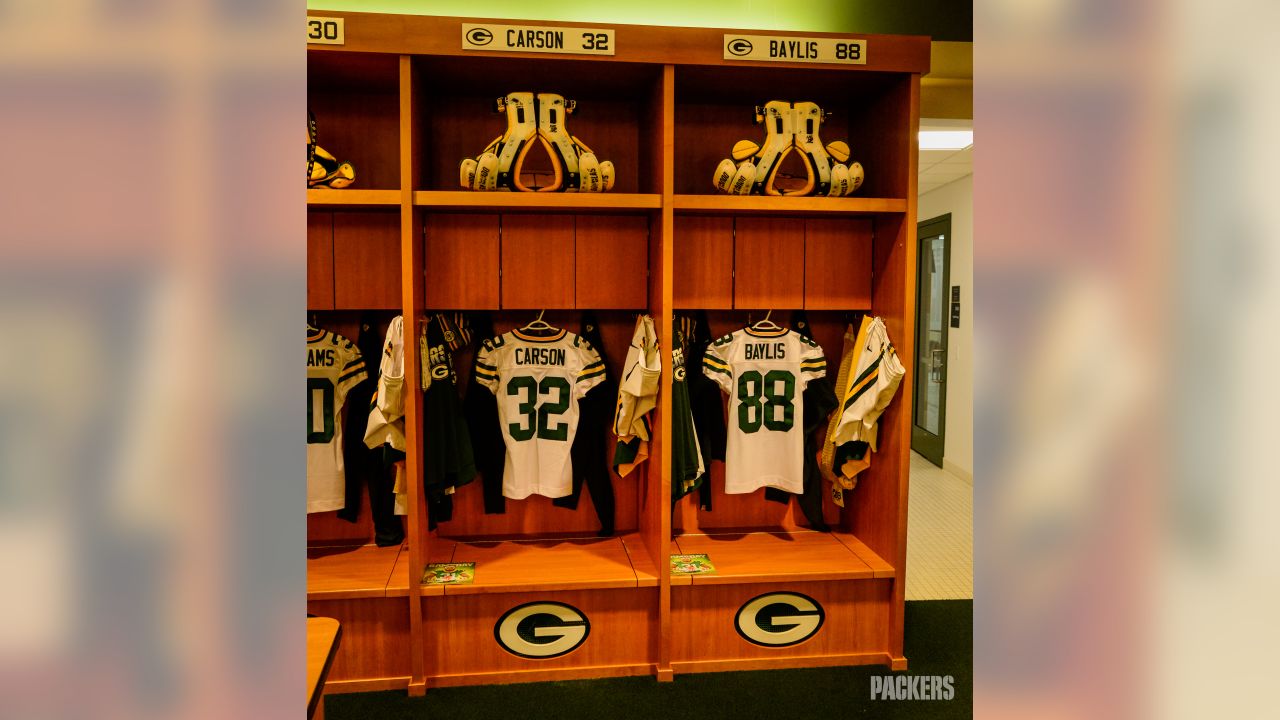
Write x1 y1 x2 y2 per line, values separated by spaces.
501 214 575 309
576 215 649 309
674 216 734 309
733 217 804 309
425 213 649 310
332 211 401 310
803 218 873 310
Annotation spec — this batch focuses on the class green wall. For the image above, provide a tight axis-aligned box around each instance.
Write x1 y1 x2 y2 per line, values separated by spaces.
306 1 971 42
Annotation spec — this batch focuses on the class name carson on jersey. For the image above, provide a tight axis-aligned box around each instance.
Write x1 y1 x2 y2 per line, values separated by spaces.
514 346 567 366
744 342 787 360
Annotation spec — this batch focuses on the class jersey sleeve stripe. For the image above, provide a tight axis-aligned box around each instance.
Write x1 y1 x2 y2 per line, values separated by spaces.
581 360 605 372
577 368 606 383
475 360 497 371
338 364 367 383
702 358 731 376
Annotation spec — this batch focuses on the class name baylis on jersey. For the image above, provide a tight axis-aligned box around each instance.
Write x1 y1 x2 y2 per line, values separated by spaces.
308 347 338 367
744 342 787 360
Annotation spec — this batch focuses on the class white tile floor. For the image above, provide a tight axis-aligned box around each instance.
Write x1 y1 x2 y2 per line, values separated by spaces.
905 451 973 600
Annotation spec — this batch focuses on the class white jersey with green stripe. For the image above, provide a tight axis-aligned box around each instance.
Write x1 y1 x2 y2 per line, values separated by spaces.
702 327 826 494
307 326 368 513
475 328 606 499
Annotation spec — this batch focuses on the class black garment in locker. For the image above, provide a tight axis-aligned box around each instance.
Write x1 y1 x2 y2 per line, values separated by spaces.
462 312 508 515
337 314 405 546
422 316 478 529
551 312 617 536
682 310 726 511
762 311 838 531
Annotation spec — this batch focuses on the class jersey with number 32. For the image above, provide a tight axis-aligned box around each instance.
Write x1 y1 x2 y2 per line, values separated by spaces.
475 329 606 499
702 327 826 494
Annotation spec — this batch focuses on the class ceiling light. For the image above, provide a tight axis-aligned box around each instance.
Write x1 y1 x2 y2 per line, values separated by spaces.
919 130 973 150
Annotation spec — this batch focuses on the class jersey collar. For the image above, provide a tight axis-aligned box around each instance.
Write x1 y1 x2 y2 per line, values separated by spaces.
744 326 787 338
512 328 568 343
307 325 327 342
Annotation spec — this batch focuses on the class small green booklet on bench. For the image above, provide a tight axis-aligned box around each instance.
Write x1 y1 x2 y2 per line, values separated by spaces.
670 554 716 575
423 562 476 585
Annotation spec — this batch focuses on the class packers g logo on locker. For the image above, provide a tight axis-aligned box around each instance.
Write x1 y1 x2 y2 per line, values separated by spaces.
735 592 825 647
494 602 590 659
466 27 494 46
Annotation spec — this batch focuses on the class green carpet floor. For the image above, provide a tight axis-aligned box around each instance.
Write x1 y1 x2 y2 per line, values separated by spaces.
328 599 972 719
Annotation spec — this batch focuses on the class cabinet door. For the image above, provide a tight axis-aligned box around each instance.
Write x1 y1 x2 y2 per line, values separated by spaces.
307 211 334 310
673 215 733 309
424 213 500 309
803 218 873 310
501 214 575 309
576 215 648 309
733 216 804 309
332 211 401 310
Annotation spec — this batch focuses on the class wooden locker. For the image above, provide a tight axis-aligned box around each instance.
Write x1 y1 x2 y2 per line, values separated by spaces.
333 211 401 310
424 213 500 309
308 211 335 310
575 215 649 309
733 216 804 309
803 218 873 310
673 215 733 309
500 214 575 309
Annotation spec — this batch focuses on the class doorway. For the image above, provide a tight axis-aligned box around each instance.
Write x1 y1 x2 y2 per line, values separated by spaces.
912 214 951 466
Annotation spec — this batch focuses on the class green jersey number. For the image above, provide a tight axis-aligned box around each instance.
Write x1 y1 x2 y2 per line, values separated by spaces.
736 369 795 433
307 377 336 443
507 375 571 441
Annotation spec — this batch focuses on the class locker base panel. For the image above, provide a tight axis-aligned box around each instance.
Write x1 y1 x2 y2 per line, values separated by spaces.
307 596 412 690
423 587 657 682
671 578 898 668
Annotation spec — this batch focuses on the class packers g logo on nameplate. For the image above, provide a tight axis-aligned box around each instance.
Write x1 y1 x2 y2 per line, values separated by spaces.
735 592 825 647
495 601 590 659
723 34 865 65
462 23 614 56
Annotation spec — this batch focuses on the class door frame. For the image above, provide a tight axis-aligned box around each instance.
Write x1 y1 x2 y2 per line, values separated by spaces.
911 213 952 466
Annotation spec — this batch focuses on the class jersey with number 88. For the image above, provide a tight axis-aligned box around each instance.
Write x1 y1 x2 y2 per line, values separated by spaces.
703 327 825 494
475 328 606 499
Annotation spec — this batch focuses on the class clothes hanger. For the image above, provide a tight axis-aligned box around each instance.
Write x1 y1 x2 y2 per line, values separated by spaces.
749 309 782 331
519 309 558 335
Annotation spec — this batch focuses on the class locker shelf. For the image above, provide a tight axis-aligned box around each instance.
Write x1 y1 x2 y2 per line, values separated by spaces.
672 530 893 585
307 543 405 600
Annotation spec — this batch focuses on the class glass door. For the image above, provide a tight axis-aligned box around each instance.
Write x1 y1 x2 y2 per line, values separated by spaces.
912 215 951 466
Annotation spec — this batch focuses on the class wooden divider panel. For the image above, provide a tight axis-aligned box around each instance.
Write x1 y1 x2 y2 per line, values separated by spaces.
424 213 500 309
308 211 335 310
673 215 733 309
804 218 873 310
732 216 804 309
333 211 401 309
501 214 575 309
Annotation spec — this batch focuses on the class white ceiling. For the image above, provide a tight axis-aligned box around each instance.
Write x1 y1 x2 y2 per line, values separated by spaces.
919 145 972 197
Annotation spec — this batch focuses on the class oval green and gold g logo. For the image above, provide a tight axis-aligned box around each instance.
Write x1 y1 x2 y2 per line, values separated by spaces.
495 601 590 659
735 592 824 647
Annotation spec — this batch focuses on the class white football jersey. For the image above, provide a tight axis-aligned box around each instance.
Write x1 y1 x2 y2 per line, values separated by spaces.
475 328 606 499
702 327 826 494
307 326 368 512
